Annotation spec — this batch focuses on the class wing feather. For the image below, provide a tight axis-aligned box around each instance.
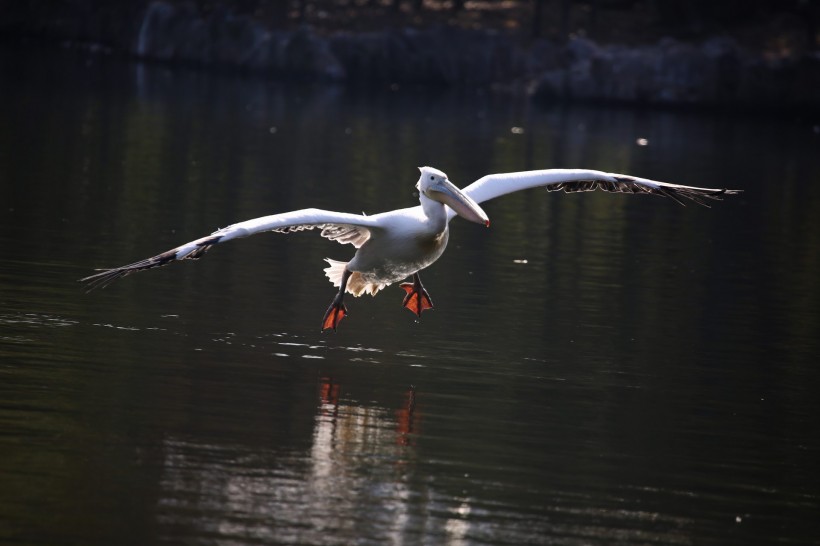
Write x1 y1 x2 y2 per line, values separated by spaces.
448 169 741 220
80 208 378 291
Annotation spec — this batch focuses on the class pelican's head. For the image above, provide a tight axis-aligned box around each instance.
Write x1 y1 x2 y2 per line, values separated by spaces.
417 166 490 227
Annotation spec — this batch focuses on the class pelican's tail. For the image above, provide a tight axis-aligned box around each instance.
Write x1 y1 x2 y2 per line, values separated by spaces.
323 258 385 297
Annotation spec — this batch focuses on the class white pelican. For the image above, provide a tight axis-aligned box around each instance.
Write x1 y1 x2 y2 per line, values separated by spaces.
81 167 741 331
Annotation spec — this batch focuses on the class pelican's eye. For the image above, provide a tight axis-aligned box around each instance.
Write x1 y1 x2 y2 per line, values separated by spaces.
430 175 434 180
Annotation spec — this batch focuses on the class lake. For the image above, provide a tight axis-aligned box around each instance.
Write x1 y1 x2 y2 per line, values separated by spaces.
1 47 819 545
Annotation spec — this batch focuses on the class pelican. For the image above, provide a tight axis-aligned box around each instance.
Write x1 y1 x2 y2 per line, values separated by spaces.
81 167 741 331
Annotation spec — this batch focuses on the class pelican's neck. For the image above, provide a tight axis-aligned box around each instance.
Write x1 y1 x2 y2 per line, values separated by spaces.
419 193 448 233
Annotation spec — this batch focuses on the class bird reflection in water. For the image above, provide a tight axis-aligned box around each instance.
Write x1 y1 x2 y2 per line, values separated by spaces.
396 385 418 447
318 376 341 417
316 376 420 449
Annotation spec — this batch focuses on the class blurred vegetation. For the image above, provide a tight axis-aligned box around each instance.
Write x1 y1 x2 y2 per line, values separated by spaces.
284 0 818 52
2 0 817 54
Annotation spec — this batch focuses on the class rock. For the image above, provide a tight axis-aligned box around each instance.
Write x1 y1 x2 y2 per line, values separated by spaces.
134 3 342 79
329 26 526 85
530 35 818 109
283 26 345 81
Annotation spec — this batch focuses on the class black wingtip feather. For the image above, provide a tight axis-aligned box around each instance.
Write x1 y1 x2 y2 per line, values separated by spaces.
83 250 189 293
80 236 225 292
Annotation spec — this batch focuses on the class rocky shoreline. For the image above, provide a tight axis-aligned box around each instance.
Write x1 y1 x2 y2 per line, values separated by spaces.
4 1 818 110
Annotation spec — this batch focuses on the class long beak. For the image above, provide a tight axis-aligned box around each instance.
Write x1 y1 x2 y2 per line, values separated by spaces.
427 179 490 227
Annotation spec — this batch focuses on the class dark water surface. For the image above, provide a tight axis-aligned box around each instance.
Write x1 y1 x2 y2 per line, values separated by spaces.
1 48 819 545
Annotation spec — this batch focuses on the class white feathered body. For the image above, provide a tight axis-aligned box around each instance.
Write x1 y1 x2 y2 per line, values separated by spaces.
326 204 450 296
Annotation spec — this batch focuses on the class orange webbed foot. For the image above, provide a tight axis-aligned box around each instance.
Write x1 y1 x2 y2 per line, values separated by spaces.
321 298 348 332
400 275 434 318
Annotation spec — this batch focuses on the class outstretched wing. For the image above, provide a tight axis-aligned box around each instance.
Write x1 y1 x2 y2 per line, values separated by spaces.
447 169 741 220
80 208 380 291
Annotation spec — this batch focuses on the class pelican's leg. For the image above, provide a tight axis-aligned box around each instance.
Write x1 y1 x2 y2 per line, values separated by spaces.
321 268 351 332
400 273 434 317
